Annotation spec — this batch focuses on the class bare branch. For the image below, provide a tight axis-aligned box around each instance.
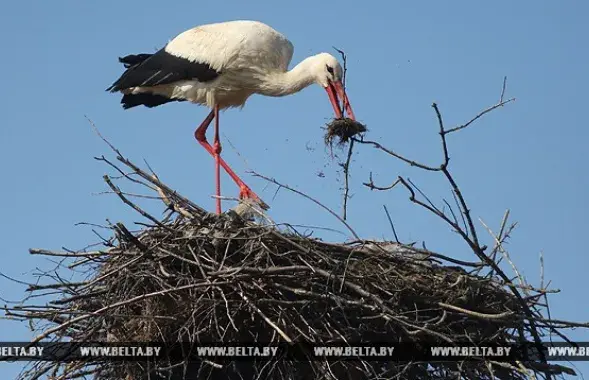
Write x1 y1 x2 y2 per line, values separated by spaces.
445 98 515 135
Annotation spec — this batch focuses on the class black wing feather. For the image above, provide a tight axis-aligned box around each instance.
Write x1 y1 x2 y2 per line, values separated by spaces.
107 48 220 92
120 94 187 109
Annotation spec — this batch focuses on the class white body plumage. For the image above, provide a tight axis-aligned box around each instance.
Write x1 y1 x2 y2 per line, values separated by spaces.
153 21 294 108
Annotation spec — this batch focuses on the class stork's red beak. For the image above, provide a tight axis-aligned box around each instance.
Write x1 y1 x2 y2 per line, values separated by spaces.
325 80 355 120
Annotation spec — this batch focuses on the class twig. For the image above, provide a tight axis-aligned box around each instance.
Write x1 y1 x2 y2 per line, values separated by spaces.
479 217 528 293
353 137 440 172
364 173 400 191
341 139 355 221
252 172 360 240
332 47 356 221
103 175 168 229
500 76 508 103
438 302 514 320
383 205 400 243
237 289 292 343
444 98 515 135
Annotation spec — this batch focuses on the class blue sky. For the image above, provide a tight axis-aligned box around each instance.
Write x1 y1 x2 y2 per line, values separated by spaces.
1 0 588 378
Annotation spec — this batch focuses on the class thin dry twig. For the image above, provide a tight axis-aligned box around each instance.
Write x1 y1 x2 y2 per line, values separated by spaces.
342 138 355 221
251 172 361 241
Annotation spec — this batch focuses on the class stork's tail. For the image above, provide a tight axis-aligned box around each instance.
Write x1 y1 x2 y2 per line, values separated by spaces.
118 53 153 68
107 52 185 109
120 93 184 109
106 53 153 92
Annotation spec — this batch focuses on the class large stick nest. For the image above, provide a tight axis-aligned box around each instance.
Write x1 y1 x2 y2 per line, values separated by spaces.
5 150 577 380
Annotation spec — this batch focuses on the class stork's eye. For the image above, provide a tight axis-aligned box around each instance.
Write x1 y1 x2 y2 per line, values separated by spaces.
326 65 334 75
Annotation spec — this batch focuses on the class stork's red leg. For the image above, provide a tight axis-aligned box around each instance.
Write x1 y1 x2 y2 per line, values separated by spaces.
194 107 266 213
194 109 221 213
213 106 222 214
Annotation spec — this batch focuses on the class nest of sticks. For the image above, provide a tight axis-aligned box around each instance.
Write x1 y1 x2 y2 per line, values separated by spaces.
5 146 578 380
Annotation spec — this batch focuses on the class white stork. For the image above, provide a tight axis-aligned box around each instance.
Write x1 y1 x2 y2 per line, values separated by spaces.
107 20 356 214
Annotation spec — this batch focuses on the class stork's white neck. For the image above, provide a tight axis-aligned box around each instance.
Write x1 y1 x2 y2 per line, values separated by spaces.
257 56 318 97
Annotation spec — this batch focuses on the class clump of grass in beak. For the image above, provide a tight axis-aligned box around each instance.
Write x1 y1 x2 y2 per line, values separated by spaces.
324 118 367 148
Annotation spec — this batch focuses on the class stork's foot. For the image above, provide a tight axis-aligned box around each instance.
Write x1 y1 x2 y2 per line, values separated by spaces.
238 185 269 210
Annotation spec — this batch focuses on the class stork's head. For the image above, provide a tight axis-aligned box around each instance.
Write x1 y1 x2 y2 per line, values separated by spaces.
310 53 356 120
